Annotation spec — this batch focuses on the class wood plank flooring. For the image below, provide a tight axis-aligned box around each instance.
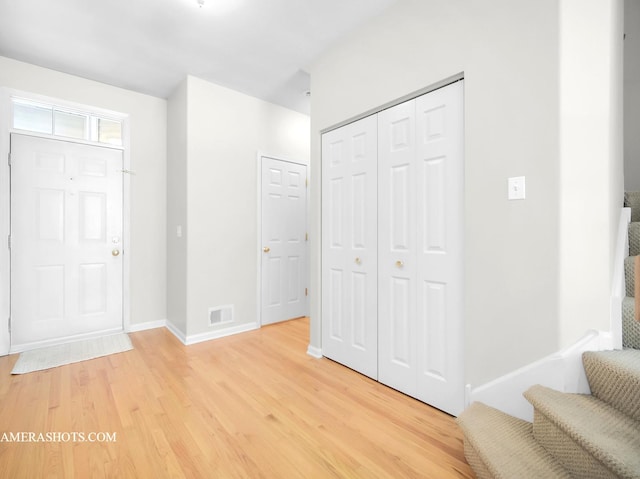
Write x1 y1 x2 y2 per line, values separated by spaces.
0 318 474 478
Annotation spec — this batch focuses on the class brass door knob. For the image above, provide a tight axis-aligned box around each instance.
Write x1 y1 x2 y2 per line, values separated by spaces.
112 249 120 257
263 247 270 253
355 257 362 265
395 260 404 268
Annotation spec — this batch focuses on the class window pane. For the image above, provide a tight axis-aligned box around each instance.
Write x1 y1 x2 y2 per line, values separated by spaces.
54 110 87 139
13 101 53 134
98 118 122 145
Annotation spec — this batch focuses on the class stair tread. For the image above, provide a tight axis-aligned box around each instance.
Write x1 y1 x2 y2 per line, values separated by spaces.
524 384 640 478
457 402 572 479
583 349 640 421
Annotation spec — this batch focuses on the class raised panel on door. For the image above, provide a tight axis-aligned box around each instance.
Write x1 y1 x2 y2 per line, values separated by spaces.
261 157 308 325
10 134 123 348
377 99 417 395
415 81 465 416
322 115 378 380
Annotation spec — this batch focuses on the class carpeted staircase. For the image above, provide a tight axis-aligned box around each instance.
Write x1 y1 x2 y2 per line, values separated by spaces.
623 192 640 349
457 193 640 479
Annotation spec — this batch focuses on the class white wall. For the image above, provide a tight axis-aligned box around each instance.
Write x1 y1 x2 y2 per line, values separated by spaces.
558 0 625 346
0 56 167 331
625 0 640 191
167 79 189 334
309 0 623 387
167 76 310 340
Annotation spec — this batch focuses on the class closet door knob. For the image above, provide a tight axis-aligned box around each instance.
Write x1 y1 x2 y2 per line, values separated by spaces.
355 257 362 265
395 260 404 268
263 247 270 253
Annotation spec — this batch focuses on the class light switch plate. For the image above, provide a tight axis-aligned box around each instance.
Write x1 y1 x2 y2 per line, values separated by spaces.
508 176 526 200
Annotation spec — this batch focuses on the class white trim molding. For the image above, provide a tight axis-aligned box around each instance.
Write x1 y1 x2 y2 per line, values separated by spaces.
306 345 323 359
127 319 167 333
466 329 614 422
165 320 188 345
183 322 259 346
165 320 259 346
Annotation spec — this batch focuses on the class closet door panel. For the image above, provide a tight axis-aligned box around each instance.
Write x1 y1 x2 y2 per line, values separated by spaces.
415 81 465 415
322 115 378 380
378 100 417 395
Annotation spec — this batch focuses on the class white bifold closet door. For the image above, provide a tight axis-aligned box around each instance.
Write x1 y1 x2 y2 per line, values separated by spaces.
378 81 464 415
321 81 464 415
321 115 378 380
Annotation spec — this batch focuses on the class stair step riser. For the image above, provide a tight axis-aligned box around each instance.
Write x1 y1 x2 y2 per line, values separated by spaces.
583 350 640 422
462 442 493 479
524 385 640 479
625 257 636 297
630 223 640 257
625 192 640 222
622 298 640 349
532 412 617 479
457 402 573 479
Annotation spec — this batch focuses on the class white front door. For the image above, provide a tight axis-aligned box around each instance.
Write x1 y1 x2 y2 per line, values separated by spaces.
321 115 378 380
10 134 124 349
261 157 308 325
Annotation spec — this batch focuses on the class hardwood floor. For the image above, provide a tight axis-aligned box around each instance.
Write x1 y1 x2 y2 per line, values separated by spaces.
0 318 474 478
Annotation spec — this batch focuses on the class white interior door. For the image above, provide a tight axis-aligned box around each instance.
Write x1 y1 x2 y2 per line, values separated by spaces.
378 81 464 416
378 99 418 395
321 115 378 380
10 134 124 349
414 81 464 415
261 157 308 325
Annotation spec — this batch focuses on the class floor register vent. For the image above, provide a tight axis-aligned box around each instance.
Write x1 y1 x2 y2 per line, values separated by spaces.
208 305 234 326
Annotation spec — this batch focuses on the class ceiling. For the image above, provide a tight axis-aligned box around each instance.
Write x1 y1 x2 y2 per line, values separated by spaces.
0 0 398 115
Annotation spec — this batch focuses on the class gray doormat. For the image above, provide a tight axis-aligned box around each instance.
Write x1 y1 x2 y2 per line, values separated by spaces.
11 333 133 374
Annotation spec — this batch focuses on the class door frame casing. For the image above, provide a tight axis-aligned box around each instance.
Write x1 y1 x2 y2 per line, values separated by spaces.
256 152 310 327
0 88 131 355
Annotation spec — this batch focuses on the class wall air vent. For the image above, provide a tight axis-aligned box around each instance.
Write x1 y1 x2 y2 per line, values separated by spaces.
208 305 234 326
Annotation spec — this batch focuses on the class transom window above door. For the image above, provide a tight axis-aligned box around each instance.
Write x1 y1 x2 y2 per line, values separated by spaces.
11 97 123 146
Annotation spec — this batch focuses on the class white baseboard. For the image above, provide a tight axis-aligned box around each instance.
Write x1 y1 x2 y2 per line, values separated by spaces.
467 329 614 422
144 319 259 346
184 322 259 346
307 345 323 359
9 319 263 354
165 320 188 344
127 319 167 333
